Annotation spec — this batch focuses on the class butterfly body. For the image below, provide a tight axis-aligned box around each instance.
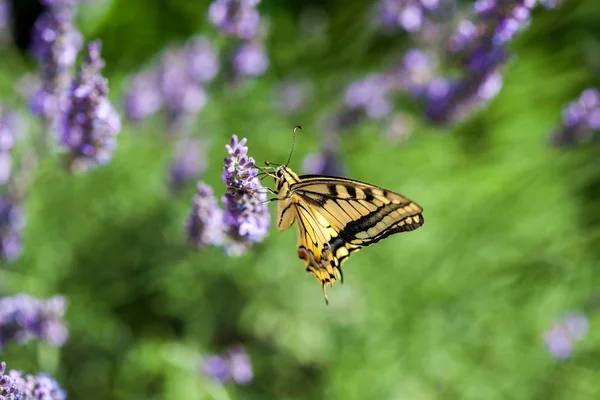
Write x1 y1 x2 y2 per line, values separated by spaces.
272 165 424 304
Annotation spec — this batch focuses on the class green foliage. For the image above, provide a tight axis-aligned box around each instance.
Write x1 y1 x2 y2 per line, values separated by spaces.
2 0 600 399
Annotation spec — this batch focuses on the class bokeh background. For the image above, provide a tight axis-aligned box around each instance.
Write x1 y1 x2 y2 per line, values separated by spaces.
1 0 600 399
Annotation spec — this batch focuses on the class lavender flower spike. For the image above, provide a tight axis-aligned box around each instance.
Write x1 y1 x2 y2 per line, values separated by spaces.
29 0 82 122
550 88 600 147
0 294 68 348
0 109 17 185
222 135 269 255
60 40 122 174
186 182 224 248
544 312 589 360
0 196 25 262
200 345 253 385
1 361 67 400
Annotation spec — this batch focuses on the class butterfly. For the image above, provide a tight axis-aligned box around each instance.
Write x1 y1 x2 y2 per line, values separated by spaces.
260 127 424 304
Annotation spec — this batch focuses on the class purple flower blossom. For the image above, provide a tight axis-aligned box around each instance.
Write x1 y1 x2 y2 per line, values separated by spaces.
169 139 207 191
208 0 262 40
0 294 68 348
60 40 121 173
302 150 344 177
185 36 220 84
186 182 224 248
200 346 253 385
345 74 393 119
550 88 600 146
29 2 82 122
201 355 231 383
426 68 503 123
0 361 66 400
0 109 17 185
378 0 450 34
123 70 163 122
232 42 269 77
158 48 208 131
544 312 589 360
221 135 269 255
0 196 24 262
390 48 439 97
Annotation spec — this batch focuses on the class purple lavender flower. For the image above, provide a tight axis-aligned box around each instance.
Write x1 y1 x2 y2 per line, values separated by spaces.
550 88 600 146
185 36 220 84
544 312 589 360
378 0 450 34
169 139 207 191
0 109 17 185
426 68 503 123
0 361 66 400
0 294 68 348
29 1 82 122
0 196 24 262
221 135 269 255
60 40 121 173
389 48 439 97
201 355 230 383
208 0 262 40
0 362 22 400
232 42 269 78
302 150 344 177
228 346 253 384
345 74 393 119
200 346 253 385
186 182 224 248
158 48 208 131
123 70 163 122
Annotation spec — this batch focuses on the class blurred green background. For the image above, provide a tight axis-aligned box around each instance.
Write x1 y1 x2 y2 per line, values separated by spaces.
2 0 600 399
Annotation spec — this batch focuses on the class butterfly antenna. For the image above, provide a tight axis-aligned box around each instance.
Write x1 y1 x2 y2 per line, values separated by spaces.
285 125 302 167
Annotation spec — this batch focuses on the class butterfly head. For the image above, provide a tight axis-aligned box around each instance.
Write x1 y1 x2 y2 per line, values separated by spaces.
265 162 300 193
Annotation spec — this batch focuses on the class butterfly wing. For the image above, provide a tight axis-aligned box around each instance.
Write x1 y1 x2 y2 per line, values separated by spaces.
291 175 423 246
291 196 360 304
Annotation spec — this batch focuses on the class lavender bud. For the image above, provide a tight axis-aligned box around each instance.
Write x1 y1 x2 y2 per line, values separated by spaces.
60 40 121 173
221 135 269 255
550 88 600 146
158 49 208 131
186 182 224 248
0 196 24 262
185 36 220 84
0 294 68 348
345 74 393 119
200 355 231 383
544 312 589 360
123 70 163 122
1 361 66 400
302 150 344 177
0 109 17 184
232 42 269 78
199 346 253 385
208 0 262 40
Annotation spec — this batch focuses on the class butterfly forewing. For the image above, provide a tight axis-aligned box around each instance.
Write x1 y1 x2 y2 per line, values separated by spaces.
291 176 424 246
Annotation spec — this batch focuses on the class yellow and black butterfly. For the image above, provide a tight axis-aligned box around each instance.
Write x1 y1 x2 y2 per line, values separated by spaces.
260 126 424 304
